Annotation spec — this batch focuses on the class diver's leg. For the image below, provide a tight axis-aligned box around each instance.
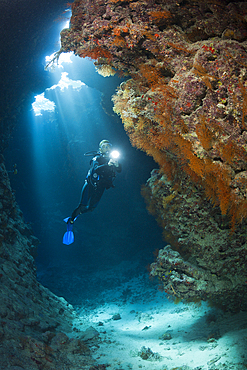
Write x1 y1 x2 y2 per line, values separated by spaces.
87 186 105 212
70 181 90 222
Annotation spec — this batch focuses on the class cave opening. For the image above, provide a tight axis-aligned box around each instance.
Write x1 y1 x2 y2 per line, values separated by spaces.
4 3 165 307
1 1 247 369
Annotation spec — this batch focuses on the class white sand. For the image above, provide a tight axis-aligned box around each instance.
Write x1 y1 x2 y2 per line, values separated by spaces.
71 268 247 370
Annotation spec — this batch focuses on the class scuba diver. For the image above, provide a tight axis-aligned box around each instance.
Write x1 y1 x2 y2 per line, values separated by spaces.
63 139 122 245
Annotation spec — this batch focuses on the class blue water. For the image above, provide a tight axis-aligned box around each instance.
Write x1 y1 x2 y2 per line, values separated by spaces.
3 0 165 305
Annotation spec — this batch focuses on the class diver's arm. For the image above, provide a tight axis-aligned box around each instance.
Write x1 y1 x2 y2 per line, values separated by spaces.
115 162 122 173
92 157 109 174
107 159 122 173
92 155 122 174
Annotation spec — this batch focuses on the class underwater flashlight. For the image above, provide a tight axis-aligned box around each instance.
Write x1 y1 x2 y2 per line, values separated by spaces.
110 150 120 159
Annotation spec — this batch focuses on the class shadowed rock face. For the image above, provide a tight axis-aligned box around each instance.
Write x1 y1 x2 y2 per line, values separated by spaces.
144 170 247 312
59 0 247 311
0 155 96 369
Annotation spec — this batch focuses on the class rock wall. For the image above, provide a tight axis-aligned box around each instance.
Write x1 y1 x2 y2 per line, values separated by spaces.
0 154 96 369
144 169 247 312
59 0 247 311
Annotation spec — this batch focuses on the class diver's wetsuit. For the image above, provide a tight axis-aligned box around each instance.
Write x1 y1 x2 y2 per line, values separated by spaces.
70 154 122 221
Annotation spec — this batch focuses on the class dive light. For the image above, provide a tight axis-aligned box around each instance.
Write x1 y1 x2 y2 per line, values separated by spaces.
110 150 120 159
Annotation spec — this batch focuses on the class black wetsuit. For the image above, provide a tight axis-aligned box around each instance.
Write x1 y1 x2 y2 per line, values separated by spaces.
71 154 122 221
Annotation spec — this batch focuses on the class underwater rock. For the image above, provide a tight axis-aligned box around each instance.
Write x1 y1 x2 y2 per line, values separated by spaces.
80 326 100 341
138 345 162 361
159 332 172 340
0 157 97 369
112 313 121 320
147 170 247 310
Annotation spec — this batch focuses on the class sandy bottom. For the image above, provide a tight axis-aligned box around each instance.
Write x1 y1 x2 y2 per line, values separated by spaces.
70 268 247 370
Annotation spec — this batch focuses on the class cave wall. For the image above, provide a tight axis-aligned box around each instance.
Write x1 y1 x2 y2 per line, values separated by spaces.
0 154 96 369
59 0 247 311
144 169 247 312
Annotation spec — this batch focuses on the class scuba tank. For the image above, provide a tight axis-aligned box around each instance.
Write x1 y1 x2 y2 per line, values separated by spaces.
84 150 101 187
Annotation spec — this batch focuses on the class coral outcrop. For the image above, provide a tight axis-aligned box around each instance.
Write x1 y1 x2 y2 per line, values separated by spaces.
144 169 247 311
59 0 247 310
0 154 96 369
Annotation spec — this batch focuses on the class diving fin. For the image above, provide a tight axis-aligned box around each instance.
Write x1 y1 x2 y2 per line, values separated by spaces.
63 217 74 245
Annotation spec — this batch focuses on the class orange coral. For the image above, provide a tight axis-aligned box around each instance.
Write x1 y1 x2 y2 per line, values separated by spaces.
175 131 233 216
111 36 126 48
196 115 214 150
139 64 162 87
219 139 247 166
149 10 172 25
216 176 231 215
112 71 247 228
221 141 238 165
142 30 158 41
77 46 112 61
204 172 218 205
113 28 122 36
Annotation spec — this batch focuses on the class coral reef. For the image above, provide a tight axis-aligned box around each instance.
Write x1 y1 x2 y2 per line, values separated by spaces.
59 0 247 310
